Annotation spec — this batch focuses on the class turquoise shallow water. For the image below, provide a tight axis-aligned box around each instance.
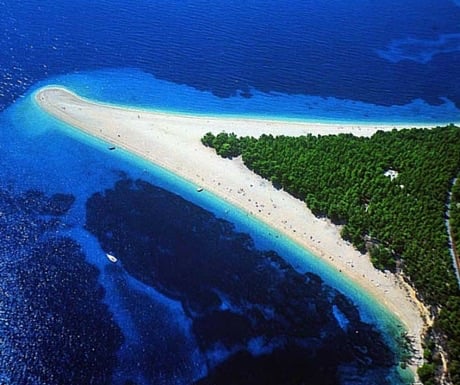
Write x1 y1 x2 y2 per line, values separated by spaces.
32 68 460 124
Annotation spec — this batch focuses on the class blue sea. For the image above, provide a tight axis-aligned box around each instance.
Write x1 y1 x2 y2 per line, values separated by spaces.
1 1 459 384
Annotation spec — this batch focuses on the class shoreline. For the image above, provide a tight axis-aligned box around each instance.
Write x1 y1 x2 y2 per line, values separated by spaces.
35 86 432 374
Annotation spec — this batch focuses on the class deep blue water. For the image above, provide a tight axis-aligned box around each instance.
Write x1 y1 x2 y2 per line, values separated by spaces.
1 0 459 122
1 0 459 384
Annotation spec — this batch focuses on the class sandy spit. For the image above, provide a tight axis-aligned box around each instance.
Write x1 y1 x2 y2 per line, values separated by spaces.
35 86 434 373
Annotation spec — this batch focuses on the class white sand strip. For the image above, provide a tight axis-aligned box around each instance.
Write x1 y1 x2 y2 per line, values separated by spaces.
35 86 432 371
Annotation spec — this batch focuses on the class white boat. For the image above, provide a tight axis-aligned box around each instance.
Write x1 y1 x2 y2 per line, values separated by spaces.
106 253 118 263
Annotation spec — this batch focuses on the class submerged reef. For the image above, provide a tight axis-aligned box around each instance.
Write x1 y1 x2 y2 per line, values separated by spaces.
86 178 398 384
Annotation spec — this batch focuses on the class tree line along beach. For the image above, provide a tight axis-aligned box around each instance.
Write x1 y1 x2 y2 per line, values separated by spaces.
35 86 460 383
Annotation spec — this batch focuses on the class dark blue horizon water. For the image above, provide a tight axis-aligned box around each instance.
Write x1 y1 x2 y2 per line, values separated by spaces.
1 0 460 122
1 0 459 384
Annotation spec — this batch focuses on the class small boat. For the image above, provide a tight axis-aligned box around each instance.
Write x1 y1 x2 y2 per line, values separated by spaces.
106 253 118 263
196 187 204 192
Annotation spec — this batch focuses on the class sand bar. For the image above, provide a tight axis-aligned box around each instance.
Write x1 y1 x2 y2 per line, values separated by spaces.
35 86 433 370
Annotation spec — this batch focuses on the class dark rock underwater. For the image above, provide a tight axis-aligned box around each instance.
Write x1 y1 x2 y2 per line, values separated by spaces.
85 178 397 384
0 178 401 384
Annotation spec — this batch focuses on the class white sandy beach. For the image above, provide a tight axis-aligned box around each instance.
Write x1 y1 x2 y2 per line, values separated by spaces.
35 86 432 371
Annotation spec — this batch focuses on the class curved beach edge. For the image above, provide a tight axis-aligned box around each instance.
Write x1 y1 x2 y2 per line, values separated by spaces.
35 85 435 378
